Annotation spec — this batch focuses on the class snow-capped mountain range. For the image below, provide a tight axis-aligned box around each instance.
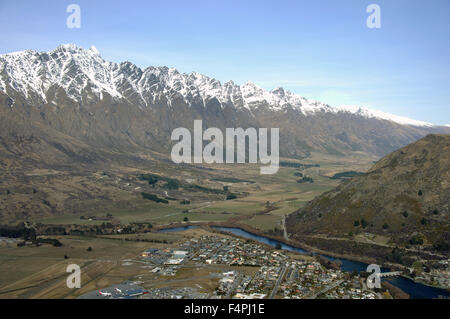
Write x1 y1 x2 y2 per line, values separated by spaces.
336 105 433 127
1 45 449 224
1 44 448 163
0 44 434 127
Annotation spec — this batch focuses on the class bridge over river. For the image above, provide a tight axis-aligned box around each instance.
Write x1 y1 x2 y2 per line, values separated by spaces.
379 271 402 278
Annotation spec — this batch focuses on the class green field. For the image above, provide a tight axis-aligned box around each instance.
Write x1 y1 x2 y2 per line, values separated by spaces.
39 157 372 233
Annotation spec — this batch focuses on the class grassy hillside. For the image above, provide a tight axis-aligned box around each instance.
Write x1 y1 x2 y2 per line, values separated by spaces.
287 134 450 254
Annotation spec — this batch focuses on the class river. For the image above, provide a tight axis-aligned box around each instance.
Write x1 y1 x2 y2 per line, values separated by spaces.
212 226 450 299
157 225 449 298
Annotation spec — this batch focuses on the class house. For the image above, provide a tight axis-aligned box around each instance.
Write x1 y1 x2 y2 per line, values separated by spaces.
126 289 146 297
166 258 183 265
141 248 158 257
172 250 188 259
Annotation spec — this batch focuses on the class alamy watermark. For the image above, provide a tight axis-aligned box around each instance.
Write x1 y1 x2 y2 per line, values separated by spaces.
66 4 379 30
66 4 81 29
171 120 279 174
366 4 381 29
66 264 81 288
366 264 381 289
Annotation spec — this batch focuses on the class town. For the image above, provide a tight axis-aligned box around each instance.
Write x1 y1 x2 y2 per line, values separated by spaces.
78 234 380 299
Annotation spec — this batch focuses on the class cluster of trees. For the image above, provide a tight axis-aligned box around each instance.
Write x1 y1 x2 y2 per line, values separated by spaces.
297 176 314 183
330 171 363 179
0 225 36 240
36 238 63 247
433 239 450 251
58 222 153 237
212 177 254 184
409 235 424 245
16 236 62 247
141 173 228 195
140 173 180 190
353 218 369 228
165 179 180 190
280 162 320 169
317 256 341 270
226 193 238 200
184 184 224 194
101 222 114 229
141 174 158 185
43 226 67 235
141 192 169 204
382 281 410 299
389 247 404 264
130 222 153 230
433 233 450 251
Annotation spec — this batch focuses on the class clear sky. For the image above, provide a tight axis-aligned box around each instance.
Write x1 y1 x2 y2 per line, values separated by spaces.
0 0 449 124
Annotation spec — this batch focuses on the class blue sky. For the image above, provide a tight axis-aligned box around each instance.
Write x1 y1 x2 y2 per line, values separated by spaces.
0 0 449 124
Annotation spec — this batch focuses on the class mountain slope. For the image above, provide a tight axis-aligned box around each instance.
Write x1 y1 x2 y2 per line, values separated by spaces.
1 45 449 223
1 44 449 162
286 134 450 252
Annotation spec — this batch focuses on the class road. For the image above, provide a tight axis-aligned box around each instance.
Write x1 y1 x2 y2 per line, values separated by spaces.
306 279 344 299
282 215 289 240
269 264 287 299
225 274 243 298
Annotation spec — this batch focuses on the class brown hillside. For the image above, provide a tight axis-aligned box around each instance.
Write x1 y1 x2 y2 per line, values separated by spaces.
287 134 450 251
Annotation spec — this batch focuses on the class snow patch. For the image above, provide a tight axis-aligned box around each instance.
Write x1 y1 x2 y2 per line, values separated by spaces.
0 44 436 127
337 105 433 127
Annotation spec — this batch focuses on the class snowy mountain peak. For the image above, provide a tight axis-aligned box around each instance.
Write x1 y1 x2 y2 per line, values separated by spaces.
271 87 286 97
56 43 78 51
0 44 435 127
337 105 433 127
88 45 100 55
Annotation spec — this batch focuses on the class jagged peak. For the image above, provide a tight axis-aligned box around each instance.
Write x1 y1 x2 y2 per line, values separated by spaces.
271 87 285 96
0 44 437 127
50 43 82 55
88 45 100 55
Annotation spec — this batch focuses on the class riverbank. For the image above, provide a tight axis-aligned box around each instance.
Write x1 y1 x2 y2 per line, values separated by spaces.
154 220 401 270
204 222 380 267
154 222 450 296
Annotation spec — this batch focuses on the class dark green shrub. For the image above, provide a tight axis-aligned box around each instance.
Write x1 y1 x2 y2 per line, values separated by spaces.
141 192 168 204
361 219 368 229
226 193 237 200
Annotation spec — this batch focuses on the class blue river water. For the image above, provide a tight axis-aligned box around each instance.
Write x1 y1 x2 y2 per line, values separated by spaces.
212 226 450 299
158 225 449 299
